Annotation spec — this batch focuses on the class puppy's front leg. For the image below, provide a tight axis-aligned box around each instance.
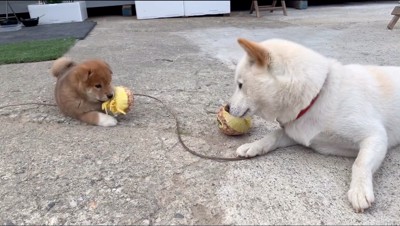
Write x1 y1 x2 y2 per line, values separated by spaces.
237 129 296 157
348 133 387 213
79 111 117 127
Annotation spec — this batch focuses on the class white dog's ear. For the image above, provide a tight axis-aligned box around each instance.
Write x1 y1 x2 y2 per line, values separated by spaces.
238 38 270 67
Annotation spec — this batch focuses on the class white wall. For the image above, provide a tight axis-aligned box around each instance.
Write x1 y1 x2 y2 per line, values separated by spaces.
0 1 136 15
85 1 135 8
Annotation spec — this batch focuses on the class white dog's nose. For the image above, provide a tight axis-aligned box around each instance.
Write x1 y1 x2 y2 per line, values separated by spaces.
229 105 241 117
225 104 231 113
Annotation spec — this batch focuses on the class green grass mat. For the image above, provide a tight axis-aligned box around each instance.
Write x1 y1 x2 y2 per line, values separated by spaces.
0 38 76 65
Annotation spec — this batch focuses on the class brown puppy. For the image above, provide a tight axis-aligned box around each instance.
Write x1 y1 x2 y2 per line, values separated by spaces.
51 57 117 126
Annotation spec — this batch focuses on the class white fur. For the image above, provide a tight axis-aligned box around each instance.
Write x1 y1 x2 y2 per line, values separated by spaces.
230 38 400 212
97 113 118 127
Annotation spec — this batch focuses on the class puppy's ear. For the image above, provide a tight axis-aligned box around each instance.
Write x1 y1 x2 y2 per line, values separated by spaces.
76 64 93 82
238 38 270 67
87 68 93 80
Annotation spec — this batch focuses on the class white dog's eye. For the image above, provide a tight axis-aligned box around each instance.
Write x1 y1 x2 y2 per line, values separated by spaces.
238 83 243 89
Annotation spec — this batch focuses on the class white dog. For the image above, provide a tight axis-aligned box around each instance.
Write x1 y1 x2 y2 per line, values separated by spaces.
229 38 400 212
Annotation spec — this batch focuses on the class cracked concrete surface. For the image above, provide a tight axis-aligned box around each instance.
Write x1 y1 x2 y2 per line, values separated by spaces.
1 2 400 225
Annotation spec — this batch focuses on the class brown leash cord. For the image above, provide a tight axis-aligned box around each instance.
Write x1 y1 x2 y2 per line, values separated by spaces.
0 95 258 162
135 94 253 162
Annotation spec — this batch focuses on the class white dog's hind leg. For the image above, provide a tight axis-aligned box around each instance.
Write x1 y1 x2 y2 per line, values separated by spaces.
348 133 387 212
237 129 296 157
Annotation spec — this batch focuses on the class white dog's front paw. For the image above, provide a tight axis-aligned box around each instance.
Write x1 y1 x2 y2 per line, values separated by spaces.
98 113 118 127
348 182 375 213
236 142 264 158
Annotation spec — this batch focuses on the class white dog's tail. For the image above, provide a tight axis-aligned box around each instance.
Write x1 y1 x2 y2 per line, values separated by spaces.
51 57 76 78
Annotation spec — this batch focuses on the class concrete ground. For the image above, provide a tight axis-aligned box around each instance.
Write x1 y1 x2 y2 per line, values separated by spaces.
1 2 400 225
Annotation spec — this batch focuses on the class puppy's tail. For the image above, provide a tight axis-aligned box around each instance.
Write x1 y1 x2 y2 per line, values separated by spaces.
51 57 76 78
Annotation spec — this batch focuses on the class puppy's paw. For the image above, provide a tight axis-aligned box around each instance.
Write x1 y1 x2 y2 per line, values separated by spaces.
236 142 264 158
98 113 118 127
348 181 375 213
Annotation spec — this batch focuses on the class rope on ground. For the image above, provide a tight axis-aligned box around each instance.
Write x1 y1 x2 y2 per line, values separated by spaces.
0 94 262 162
135 94 256 162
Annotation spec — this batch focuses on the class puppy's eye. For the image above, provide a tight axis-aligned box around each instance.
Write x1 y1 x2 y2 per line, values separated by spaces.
238 83 243 89
95 84 102 89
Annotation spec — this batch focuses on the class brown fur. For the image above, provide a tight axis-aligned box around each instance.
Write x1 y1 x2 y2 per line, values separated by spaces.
237 38 270 67
51 57 114 125
368 67 394 98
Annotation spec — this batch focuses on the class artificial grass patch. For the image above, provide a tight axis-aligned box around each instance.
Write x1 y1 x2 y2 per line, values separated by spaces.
0 38 76 65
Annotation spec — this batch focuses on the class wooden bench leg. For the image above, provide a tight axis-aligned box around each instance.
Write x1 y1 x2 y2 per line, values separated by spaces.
253 0 260 18
270 0 277 12
282 0 288 16
252 0 287 18
388 15 400 30
271 0 287 16
388 6 400 30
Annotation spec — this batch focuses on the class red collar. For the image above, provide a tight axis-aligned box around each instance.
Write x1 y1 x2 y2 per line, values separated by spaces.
295 94 319 120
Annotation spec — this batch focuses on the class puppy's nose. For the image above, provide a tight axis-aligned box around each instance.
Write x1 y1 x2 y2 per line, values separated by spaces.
107 93 114 99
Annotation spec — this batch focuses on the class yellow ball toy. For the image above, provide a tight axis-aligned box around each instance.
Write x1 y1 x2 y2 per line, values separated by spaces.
102 86 134 116
217 105 251 136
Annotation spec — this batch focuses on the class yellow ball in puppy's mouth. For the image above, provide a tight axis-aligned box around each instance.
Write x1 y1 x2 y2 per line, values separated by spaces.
102 86 134 116
217 105 251 136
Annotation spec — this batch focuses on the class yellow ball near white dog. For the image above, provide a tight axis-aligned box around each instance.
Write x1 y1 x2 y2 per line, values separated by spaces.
217 105 251 135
